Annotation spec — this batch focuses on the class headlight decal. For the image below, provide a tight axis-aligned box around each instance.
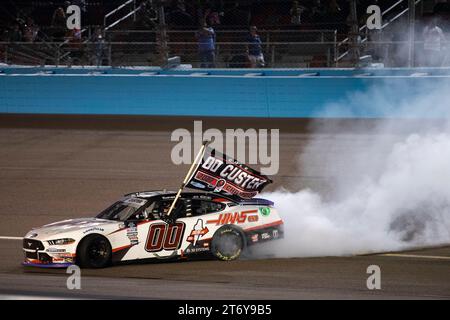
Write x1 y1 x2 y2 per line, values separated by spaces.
47 238 76 246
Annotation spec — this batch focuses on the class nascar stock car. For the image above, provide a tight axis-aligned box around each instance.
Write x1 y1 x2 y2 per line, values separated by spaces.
22 143 284 268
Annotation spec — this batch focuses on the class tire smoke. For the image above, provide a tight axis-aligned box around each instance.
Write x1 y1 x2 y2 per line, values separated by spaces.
259 79 450 257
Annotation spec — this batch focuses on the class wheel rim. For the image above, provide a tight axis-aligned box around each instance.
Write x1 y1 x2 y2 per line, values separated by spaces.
217 232 242 257
87 238 108 265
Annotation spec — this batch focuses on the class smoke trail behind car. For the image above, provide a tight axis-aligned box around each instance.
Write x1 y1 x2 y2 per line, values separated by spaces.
258 79 450 257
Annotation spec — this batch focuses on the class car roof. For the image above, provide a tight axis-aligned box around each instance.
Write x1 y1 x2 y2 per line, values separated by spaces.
124 190 237 202
123 190 274 206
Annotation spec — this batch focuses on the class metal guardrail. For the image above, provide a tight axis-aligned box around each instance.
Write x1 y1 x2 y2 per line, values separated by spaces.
2 39 446 68
105 29 338 43
0 29 339 68
0 40 338 68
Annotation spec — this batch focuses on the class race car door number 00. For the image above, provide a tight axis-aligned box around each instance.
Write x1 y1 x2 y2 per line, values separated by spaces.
145 222 186 252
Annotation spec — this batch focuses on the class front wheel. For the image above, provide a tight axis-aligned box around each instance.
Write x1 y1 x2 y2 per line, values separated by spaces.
77 235 112 268
211 226 244 261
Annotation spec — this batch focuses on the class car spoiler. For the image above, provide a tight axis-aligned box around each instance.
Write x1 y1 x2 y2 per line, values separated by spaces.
238 198 274 206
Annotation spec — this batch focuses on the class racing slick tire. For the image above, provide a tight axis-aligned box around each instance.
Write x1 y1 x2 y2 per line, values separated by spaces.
76 234 112 268
211 226 245 261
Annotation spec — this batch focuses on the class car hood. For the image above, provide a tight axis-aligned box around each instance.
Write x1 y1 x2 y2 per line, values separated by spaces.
26 218 118 239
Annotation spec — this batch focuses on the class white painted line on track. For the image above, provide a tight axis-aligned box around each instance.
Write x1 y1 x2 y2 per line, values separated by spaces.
0 294 79 300
380 253 450 260
0 236 22 240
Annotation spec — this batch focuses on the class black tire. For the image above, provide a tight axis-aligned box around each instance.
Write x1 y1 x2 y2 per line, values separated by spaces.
76 234 112 268
211 226 245 261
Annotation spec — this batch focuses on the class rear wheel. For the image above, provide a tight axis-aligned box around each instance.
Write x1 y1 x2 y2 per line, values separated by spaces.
77 235 112 268
211 226 244 261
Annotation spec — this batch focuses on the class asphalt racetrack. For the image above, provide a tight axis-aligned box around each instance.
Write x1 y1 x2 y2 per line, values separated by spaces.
0 114 449 299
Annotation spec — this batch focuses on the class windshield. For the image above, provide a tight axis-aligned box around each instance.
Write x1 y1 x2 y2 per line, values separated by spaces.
96 198 147 221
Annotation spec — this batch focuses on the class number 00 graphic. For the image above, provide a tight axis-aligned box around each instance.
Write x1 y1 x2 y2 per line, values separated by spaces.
145 222 185 252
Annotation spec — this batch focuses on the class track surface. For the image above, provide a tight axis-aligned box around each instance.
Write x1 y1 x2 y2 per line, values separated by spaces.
0 115 449 299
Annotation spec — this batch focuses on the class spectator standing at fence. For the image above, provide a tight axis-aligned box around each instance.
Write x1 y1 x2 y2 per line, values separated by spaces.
23 17 39 42
290 1 306 25
196 23 216 68
204 7 221 27
247 26 265 68
92 27 106 67
52 7 66 27
10 23 23 42
422 17 446 66
51 7 66 41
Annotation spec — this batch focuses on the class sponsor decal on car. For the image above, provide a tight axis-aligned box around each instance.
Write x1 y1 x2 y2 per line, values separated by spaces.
261 232 271 240
272 229 279 239
189 181 206 189
206 210 259 225
184 219 210 254
126 222 139 245
186 219 209 245
46 248 67 253
83 227 105 234
259 207 271 216
123 198 148 208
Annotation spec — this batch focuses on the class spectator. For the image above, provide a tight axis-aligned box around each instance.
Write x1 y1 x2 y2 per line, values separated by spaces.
92 27 106 67
52 7 66 41
311 0 326 22
326 0 341 22
10 23 23 42
204 2 222 27
23 17 39 42
196 23 216 68
222 2 250 26
290 1 306 25
247 26 265 68
167 0 194 28
52 7 66 28
203 0 224 27
422 17 447 66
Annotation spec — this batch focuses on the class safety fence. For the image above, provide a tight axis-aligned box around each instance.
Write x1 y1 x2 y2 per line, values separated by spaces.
0 40 338 68
2 39 449 68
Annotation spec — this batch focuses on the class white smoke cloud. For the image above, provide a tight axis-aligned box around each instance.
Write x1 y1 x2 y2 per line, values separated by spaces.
257 79 450 258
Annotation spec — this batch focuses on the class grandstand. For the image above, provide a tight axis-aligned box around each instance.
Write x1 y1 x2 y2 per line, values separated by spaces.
0 0 448 68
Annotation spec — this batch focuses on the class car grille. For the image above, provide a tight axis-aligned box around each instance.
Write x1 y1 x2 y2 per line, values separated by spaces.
23 239 44 251
25 251 38 259
24 251 53 263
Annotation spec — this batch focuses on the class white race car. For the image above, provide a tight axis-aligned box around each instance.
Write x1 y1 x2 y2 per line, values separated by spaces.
23 191 283 268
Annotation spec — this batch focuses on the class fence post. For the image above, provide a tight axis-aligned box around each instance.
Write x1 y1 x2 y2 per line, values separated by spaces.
327 47 331 67
334 29 338 67
271 45 275 67
108 42 112 66
4 44 8 64
408 0 415 67
56 46 60 67
348 0 360 67
157 3 168 65
216 44 220 67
